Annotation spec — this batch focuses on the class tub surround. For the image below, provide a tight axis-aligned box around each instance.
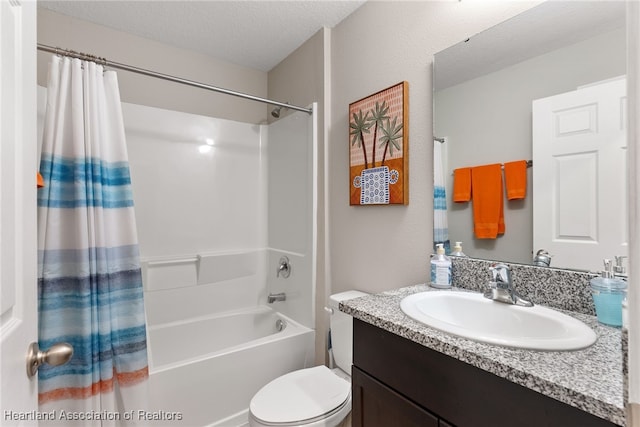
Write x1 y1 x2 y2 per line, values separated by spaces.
106 93 317 426
340 285 624 426
147 308 314 426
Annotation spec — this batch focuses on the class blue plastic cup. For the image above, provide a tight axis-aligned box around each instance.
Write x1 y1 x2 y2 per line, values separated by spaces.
590 279 627 327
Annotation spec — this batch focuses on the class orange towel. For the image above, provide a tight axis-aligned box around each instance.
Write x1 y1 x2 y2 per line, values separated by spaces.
504 160 527 200
37 172 44 188
453 167 471 202
471 164 504 239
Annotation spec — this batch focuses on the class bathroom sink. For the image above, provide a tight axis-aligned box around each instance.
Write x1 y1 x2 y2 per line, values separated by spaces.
400 291 597 351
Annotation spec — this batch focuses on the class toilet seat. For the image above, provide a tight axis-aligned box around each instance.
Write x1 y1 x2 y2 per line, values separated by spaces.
249 365 351 426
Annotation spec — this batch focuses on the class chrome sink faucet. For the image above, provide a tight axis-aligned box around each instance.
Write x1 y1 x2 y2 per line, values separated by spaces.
483 263 533 307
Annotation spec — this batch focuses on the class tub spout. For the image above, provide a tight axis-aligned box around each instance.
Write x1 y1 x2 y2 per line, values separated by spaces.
268 292 286 303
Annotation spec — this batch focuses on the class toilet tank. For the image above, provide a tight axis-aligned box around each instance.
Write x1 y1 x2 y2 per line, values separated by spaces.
328 290 368 374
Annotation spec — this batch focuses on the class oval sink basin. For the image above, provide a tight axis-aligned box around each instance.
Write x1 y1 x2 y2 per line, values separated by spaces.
400 291 596 351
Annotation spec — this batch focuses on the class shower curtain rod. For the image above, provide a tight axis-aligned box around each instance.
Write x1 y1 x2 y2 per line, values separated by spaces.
37 43 312 114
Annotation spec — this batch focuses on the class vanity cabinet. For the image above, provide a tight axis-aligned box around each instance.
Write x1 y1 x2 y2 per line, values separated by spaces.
352 367 439 427
351 319 620 427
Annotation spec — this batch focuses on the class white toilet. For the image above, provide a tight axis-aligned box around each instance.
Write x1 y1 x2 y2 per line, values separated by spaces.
249 290 368 427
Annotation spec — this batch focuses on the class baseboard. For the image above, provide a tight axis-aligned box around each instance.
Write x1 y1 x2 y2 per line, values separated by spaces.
207 409 249 427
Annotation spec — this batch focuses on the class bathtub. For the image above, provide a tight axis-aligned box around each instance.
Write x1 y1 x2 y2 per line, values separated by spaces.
146 306 315 427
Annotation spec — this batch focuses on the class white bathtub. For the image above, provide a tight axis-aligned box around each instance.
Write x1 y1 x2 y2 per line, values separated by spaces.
147 306 315 427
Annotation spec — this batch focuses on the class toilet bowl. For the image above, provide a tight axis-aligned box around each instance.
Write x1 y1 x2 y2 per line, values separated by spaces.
249 366 351 427
248 290 368 427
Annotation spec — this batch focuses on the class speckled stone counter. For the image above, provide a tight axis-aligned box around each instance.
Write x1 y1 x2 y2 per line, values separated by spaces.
451 257 598 315
340 285 625 426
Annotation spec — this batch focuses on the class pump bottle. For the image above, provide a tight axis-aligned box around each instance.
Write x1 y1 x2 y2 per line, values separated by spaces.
451 242 466 257
430 244 452 288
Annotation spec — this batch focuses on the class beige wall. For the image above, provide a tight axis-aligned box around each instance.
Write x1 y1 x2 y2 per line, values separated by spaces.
328 1 541 296
37 8 268 124
37 1 545 368
270 1 544 366
268 29 325 123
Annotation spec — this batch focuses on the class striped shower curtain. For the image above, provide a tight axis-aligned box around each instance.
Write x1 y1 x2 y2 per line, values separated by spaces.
37 55 148 425
433 139 450 252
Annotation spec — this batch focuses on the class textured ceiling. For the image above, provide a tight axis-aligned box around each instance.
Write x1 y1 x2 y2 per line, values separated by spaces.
39 0 366 72
434 1 626 91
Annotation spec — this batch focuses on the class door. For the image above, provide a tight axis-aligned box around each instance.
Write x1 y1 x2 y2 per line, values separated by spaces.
0 0 38 421
532 78 627 271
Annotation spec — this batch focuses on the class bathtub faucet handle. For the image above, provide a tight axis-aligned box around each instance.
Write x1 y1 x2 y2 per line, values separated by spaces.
277 256 291 279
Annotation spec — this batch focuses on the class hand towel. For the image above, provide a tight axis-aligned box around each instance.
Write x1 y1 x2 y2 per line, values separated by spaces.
504 160 527 200
471 164 505 239
453 167 471 202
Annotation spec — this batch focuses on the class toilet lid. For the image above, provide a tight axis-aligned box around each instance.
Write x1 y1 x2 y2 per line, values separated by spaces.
250 365 350 424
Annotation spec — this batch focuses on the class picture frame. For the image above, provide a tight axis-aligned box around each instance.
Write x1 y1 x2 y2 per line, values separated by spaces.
349 81 409 205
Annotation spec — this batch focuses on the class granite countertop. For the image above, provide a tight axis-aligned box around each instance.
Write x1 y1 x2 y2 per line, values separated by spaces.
339 284 625 426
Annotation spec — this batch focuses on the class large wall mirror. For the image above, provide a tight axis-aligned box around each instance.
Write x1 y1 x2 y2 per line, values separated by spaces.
434 1 627 273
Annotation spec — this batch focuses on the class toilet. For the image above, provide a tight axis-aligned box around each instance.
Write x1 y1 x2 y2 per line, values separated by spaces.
249 290 368 427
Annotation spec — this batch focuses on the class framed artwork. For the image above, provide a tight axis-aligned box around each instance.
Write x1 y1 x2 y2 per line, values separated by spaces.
349 81 408 205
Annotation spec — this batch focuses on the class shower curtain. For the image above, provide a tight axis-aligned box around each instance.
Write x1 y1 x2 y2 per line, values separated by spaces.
37 56 148 425
433 139 450 252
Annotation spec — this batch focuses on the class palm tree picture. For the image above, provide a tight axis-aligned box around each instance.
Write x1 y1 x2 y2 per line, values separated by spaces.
348 82 409 205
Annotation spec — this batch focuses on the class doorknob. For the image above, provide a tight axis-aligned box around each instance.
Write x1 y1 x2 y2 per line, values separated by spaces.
26 342 73 379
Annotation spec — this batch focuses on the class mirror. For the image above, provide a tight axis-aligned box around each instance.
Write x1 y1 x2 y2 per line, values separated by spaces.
433 1 626 272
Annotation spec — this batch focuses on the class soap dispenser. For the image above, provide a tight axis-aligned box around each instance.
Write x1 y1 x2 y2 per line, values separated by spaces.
430 243 452 289
451 242 467 257
590 259 627 327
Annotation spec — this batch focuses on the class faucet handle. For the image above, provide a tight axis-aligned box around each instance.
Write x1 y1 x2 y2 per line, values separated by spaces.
277 256 291 278
490 263 512 287
485 263 533 307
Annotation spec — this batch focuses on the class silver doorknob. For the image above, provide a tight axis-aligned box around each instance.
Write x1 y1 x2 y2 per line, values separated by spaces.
26 342 73 379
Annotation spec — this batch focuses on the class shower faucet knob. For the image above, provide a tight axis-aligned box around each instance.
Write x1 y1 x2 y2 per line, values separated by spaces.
277 256 291 278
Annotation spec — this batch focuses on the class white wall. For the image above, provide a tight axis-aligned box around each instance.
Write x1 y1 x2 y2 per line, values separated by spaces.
328 1 542 295
436 28 626 264
266 110 316 329
37 8 268 124
123 102 268 326
125 104 266 259
125 101 316 329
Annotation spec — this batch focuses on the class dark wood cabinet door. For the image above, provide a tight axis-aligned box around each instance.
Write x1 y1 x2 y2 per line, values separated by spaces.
352 367 439 427
353 319 620 427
